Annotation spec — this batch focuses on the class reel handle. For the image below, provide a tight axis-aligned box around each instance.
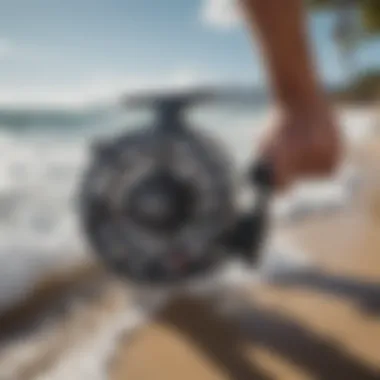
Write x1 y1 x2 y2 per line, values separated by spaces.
248 158 275 194
222 159 275 262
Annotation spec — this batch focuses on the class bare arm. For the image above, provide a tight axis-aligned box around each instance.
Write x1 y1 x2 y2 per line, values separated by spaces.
240 0 341 190
240 0 325 110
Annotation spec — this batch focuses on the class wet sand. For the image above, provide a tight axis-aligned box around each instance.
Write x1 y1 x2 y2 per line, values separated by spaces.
110 213 380 380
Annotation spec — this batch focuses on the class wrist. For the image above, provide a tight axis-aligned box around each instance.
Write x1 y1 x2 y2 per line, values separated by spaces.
269 60 327 113
277 88 332 116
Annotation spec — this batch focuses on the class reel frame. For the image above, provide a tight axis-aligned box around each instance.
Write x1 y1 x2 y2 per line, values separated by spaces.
79 87 274 286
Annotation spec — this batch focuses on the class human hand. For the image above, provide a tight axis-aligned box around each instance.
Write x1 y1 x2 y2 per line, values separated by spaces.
259 102 343 191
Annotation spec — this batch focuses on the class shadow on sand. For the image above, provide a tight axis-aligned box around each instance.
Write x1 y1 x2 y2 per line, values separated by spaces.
270 269 380 316
0 264 109 345
2 265 380 380
156 292 380 380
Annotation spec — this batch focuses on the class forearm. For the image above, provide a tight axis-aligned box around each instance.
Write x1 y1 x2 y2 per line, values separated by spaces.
240 0 326 110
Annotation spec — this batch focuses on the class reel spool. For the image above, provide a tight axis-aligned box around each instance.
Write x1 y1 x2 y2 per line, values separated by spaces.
79 89 274 286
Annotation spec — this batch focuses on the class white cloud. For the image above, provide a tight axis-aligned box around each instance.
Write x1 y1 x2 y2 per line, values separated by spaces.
0 38 13 59
200 0 242 30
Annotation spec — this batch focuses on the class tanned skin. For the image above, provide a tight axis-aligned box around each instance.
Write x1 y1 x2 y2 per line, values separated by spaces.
241 0 342 190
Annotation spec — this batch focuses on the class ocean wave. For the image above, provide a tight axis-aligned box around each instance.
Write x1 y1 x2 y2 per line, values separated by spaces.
0 108 106 131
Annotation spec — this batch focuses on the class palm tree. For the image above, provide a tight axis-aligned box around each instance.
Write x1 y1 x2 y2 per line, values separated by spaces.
309 0 380 34
309 0 380 82
361 0 380 36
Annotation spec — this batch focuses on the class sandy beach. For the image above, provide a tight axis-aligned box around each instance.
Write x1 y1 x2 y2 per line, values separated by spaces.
110 133 380 380
1 107 380 380
1 0 380 376
2 202 380 379
110 209 380 380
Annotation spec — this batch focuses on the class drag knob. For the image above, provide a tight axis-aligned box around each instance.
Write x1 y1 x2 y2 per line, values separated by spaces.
125 171 196 231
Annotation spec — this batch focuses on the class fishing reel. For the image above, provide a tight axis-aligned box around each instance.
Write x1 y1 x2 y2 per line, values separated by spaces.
79 89 274 286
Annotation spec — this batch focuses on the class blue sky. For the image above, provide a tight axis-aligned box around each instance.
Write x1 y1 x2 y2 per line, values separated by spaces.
0 0 379 106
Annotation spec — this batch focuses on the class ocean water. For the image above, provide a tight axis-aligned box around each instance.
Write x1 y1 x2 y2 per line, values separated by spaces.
0 103 376 312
